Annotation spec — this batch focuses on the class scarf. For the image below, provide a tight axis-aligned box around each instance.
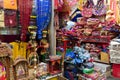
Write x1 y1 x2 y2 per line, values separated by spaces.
18 0 33 41
36 0 51 39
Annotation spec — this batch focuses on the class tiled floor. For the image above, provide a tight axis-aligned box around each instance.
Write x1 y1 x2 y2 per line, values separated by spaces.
107 76 120 80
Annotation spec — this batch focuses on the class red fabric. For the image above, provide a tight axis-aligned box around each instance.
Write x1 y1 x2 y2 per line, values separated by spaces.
54 0 59 9
0 75 6 80
68 72 74 80
18 0 33 41
112 64 120 78
4 10 17 27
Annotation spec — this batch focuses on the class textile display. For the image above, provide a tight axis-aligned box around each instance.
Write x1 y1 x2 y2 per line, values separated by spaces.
36 0 51 39
10 42 27 60
18 0 33 41
4 0 17 10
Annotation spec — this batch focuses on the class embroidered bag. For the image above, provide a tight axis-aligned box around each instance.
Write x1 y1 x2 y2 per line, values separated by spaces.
93 0 106 16
87 18 100 25
4 10 17 27
81 0 93 18
0 9 4 27
77 17 87 25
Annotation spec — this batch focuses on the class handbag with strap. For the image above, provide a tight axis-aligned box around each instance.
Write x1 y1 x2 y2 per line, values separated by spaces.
81 0 94 18
0 9 4 27
4 0 17 10
4 10 17 27
93 0 106 16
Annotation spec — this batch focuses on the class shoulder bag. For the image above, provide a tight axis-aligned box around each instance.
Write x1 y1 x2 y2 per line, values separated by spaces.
81 0 94 18
93 0 106 16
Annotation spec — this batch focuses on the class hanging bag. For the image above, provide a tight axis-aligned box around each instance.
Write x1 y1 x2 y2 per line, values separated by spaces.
93 0 106 16
4 0 17 10
4 10 17 27
0 9 4 27
81 0 93 18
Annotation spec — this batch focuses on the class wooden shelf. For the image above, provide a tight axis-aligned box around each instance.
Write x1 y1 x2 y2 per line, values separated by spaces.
94 59 110 64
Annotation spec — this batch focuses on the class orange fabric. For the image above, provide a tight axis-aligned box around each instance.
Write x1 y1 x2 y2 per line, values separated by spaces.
110 0 117 22
4 0 17 10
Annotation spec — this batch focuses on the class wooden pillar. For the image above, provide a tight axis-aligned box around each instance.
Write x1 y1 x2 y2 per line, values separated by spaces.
49 0 56 55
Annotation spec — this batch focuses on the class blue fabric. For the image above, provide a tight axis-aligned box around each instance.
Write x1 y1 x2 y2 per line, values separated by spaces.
66 51 75 59
70 8 82 22
36 0 51 39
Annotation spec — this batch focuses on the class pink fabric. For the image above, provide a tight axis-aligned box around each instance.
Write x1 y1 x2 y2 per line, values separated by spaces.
54 0 59 9
67 0 78 7
0 0 3 8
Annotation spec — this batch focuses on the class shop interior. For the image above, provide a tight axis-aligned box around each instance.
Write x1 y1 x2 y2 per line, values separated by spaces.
0 0 120 80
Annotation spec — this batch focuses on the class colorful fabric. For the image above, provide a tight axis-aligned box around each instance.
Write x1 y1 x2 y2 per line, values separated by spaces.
10 42 27 60
110 0 117 22
0 63 6 80
18 0 33 41
92 0 106 16
78 0 84 10
36 0 51 39
116 0 120 24
4 0 17 10
0 9 4 27
54 0 59 9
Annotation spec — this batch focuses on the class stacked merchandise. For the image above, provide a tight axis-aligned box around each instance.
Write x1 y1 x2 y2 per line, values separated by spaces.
0 0 18 35
109 39 120 78
56 0 120 79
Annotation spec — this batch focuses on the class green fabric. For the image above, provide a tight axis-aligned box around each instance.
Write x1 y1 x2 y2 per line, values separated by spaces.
66 48 72 53
83 68 94 74
56 51 62 56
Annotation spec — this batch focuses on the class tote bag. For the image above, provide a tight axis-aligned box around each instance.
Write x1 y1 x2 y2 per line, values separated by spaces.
93 0 106 16
81 0 94 18
4 0 17 10
0 9 4 27
4 10 17 27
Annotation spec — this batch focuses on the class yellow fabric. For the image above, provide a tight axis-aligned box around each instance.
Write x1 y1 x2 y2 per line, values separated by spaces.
116 0 120 24
0 10 4 27
100 52 109 63
10 42 27 60
77 0 86 10
4 0 17 10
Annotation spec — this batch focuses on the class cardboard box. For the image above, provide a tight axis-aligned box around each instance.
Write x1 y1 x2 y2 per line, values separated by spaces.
100 52 109 63
93 62 111 73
